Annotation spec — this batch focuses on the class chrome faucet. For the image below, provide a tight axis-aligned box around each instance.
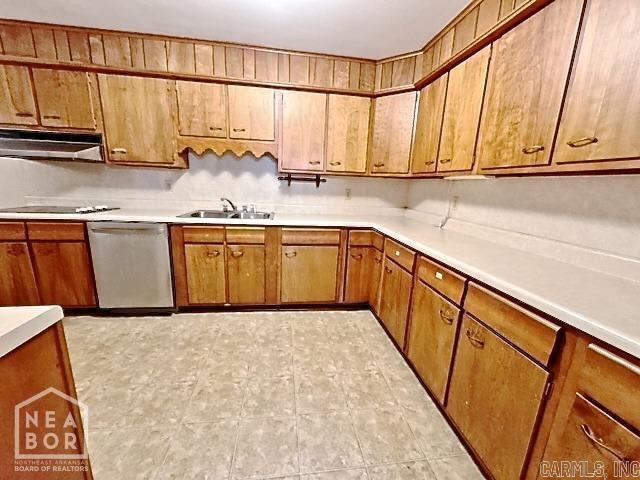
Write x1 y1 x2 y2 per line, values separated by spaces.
220 197 237 212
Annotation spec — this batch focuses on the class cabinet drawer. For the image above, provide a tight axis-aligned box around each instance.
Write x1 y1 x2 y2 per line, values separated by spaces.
578 344 640 429
416 256 466 305
226 227 265 244
0 222 26 241
27 222 85 241
464 283 560 366
384 238 415 272
348 230 383 250
282 228 341 245
182 226 225 244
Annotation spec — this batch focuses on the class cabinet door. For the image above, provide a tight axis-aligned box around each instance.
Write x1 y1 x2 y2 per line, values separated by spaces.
32 69 96 129
555 0 640 164
228 85 275 140
280 90 327 171
378 258 413 348
176 81 227 138
447 315 549 480
370 249 384 313
281 245 338 303
326 95 370 173
184 244 225 304
411 75 447 174
227 245 265 304
345 247 374 303
438 47 490 172
406 280 460 403
476 0 583 170
369 92 417 174
31 242 96 307
0 65 37 125
98 74 179 165
0 242 39 306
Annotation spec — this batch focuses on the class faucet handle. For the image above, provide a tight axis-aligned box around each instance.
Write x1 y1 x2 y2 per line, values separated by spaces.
242 205 248 212
250 204 257 213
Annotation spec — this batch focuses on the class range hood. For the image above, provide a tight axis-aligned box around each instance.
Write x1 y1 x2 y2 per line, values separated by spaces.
0 129 104 162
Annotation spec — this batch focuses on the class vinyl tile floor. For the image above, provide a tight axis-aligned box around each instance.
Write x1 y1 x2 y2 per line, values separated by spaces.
64 310 485 480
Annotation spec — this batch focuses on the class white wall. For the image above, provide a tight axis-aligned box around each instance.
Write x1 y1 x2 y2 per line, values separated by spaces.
0 152 409 214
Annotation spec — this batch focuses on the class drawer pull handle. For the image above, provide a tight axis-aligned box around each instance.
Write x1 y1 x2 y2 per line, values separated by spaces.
384 266 392 274
285 251 297 258
373 162 385 168
439 158 452 164
111 148 127 154
374 257 382 264
207 250 221 257
329 161 342 166
230 250 244 258
43 114 61 119
580 424 627 462
350 253 363 260
567 137 598 148
232 128 246 132
424 160 435 165
465 329 485 349
308 161 321 165
522 145 544 154
16 112 34 117
209 126 223 131
439 309 455 325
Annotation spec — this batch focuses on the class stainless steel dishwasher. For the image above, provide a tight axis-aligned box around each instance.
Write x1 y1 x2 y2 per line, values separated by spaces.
87 222 174 309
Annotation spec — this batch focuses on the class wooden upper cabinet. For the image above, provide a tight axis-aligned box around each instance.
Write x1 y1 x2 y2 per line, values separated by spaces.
437 46 490 173
447 315 550 480
476 0 583 170
98 74 180 166
0 65 37 125
555 0 640 165
176 81 227 138
280 90 327 171
411 75 447 174
326 95 370 173
369 91 417 174
227 85 275 141
281 245 339 303
31 69 96 130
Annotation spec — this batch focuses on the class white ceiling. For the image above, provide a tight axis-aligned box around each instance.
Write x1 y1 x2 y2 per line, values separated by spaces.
3 0 469 59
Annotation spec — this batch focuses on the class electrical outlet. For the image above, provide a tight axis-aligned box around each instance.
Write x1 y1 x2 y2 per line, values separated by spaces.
345 188 352 200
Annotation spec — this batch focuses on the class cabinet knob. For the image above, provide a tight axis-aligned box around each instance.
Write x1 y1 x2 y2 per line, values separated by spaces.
43 114 62 120
350 253 363 260
308 161 321 165
439 309 455 325
567 137 598 148
111 148 127 154
232 128 246 132
384 266 392 274
521 145 544 154
16 112 34 117
580 424 627 462
373 163 385 168
207 250 221 257
424 160 435 165
230 250 244 258
329 161 342 166
374 257 382 264
209 126 223 131
439 158 452 164
284 251 297 258
465 329 485 349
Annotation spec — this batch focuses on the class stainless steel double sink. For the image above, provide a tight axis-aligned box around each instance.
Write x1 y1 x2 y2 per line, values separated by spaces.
178 210 274 220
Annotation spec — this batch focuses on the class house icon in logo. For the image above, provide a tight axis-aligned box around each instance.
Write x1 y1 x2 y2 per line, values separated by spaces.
14 387 89 460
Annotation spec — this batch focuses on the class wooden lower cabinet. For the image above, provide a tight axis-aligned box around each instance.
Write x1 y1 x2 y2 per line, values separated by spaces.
227 245 265 304
345 246 375 303
370 249 384 313
406 279 460 403
378 257 413 347
184 243 226 304
281 245 339 303
447 314 550 480
0 242 39 306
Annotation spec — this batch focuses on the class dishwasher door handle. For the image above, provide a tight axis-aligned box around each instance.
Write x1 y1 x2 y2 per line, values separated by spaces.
89 226 166 234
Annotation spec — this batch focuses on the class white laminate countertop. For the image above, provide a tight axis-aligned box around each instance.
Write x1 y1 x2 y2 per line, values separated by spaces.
0 306 64 358
2 208 639 359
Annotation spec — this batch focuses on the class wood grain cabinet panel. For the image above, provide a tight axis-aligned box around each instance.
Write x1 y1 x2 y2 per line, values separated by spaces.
227 245 266 304
345 246 375 303
326 95 370 173
176 81 227 138
437 46 490 172
369 91 417 174
281 245 338 303
31 242 96 307
476 0 583 170
411 75 447 174
0 242 39 306
0 65 37 126
555 0 640 165
370 249 384 313
447 314 550 480
98 74 180 166
228 85 275 141
31 69 96 129
184 244 226 304
406 280 460 403
280 90 327 171
378 257 413 348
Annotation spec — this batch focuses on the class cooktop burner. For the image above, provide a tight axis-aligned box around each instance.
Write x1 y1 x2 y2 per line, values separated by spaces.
0 205 120 214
